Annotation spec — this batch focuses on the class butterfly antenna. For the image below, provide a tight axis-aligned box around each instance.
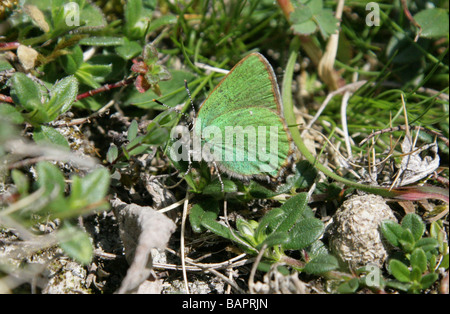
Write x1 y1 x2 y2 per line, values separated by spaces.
211 160 225 192
152 98 192 123
183 147 193 177
184 80 196 115
184 80 197 131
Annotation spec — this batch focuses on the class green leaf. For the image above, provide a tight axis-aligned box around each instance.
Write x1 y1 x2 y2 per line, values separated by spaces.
201 179 238 198
410 248 427 273
80 168 110 204
236 219 256 244
255 208 286 242
358 265 385 290
256 232 289 250
106 145 118 163
303 254 339 275
410 266 422 282
79 2 107 27
57 224 93 265
36 162 65 197
68 167 110 211
305 240 328 260
200 218 257 254
247 181 279 199
380 220 404 247
315 9 339 37
415 237 439 253
399 229 416 253
289 0 338 38
23 106 50 125
200 219 233 240
35 162 67 215
401 213 425 242
420 273 439 290
33 125 69 149
125 0 149 39
60 45 84 75
283 218 324 250
125 70 196 109
142 127 170 146
290 3 314 35
147 14 177 33
0 103 24 124
290 160 318 190
79 63 112 78
45 75 78 120
0 58 13 71
189 199 220 233
79 36 125 46
125 0 143 29
385 280 411 292
127 120 139 141
51 1 76 35
337 278 359 294
414 8 449 38
9 72 42 112
116 39 142 60
11 169 29 196
292 19 316 35
276 192 309 233
389 259 411 283
290 3 312 24
439 253 449 269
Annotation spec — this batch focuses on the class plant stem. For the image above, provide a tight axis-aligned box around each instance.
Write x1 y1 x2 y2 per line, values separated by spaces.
75 77 135 101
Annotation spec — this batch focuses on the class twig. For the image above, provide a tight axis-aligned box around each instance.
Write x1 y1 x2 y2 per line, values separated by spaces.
341 91 352 158
0 94 13 103
157 193 193 213
5 139 98 170
400 0 422 42
193 62 230 74
180 191 190 294
75 77 135 101
0 41 20 51
248 244 267 294
222 200 255 252
153 250 251 271
359 125 449 147
301 81 367 137
61 100 116 127
204 268 245 293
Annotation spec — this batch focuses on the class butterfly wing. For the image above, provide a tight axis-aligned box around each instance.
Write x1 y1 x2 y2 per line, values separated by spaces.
194 53 293 180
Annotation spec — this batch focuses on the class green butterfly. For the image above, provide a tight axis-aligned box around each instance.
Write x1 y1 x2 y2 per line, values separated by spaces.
188 52 296 183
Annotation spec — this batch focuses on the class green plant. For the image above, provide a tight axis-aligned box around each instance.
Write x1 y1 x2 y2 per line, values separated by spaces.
380 213 445 293
189 192 339 275
4 161 110 264
7 73 78 145
289 0 339 38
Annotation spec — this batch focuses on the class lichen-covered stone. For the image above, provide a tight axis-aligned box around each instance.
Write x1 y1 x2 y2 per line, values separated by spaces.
330 194 397 269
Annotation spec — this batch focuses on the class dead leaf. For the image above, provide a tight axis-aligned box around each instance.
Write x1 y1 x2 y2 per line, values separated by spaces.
111 197 176 294
23 4 50 33
396 136 440 186
17 45 39 71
